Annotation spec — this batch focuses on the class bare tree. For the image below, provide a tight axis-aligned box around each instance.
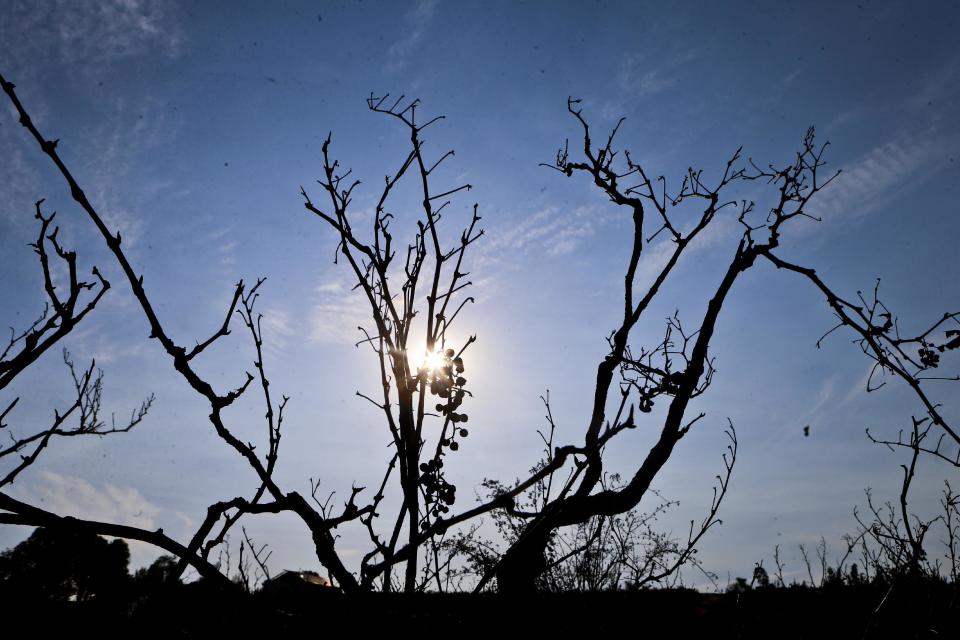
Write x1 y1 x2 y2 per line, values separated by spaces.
442 100 833 593
431 399 733 592
839 417 960 619
1 73 956 596
464 99 959 593
1 74 357 590
300 93 482 591
0 196 151 502
0 197 143 479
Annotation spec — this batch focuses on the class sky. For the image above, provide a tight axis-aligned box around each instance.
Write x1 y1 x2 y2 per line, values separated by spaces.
1 0 959 588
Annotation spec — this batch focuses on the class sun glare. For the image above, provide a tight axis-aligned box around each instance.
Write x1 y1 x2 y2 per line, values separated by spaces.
419 349 446 373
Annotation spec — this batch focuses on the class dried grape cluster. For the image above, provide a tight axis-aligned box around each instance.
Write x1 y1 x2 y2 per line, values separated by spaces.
418 349 470 520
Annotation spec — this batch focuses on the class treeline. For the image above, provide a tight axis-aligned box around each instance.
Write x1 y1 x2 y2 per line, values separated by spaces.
2 528 958 638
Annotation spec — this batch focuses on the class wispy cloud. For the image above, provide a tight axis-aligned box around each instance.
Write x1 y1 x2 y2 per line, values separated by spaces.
1 91 180 256
384 0 439 73
617 56 676 99
11 470 159 527
474 202 733 300
0 4 181 240
218 240 238 266
602 48 696 119
839 362 888 409
810 126 954 222
78 95 182 251
632 213 739 287
0 145 44 226
8 470 187 567
309 278 374 346
482 205 598 260
1 0 183 76
260 308 294 359
69 324 148 364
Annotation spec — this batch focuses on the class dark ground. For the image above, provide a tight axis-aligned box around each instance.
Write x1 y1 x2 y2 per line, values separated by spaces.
2 582 957 638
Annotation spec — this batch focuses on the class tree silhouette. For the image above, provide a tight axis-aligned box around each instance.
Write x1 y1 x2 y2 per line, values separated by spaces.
0 527 130 601
133 555 181 588
0 196 152 490
0 73 957 595
477 100 960 593
299 94 483 591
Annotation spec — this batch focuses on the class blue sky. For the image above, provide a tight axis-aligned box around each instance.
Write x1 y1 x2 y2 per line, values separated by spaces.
1 0 959 586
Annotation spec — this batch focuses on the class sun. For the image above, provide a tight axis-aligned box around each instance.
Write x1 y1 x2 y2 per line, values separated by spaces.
418 349 446 374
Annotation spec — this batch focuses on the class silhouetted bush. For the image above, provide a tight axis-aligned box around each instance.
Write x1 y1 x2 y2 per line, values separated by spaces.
0 527 129 602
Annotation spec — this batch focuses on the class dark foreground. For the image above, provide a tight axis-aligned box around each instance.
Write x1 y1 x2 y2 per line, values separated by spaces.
2 582 958 639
